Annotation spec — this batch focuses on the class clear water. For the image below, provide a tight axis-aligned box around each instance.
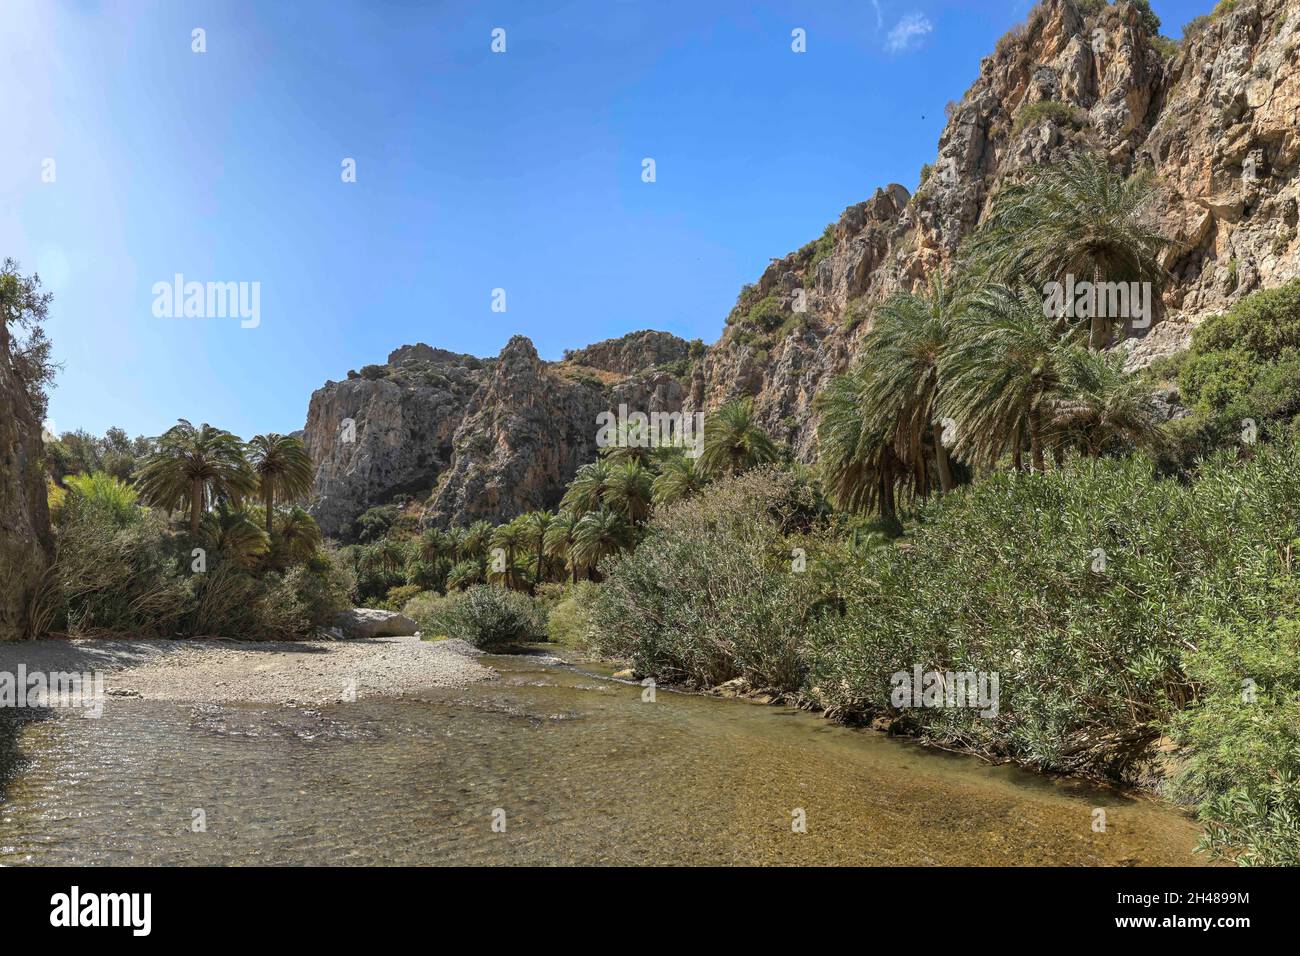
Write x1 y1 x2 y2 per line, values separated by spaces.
0 649 1204 865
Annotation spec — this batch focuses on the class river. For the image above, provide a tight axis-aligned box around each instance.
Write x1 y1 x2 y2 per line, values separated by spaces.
0 648 1204 865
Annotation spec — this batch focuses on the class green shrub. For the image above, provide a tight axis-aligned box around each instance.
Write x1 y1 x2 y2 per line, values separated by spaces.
382 583 424 611
545 581 601 650
404 590 453 635
352 505 399 543
589 467 826 691
429 585 546 651
1168 614 1300 865
804 223 836 273
1168 280 1300 463
745 295 786 333
1191 280 1300 357
806 439 1300 863
1178 347 1261 413
60 472 140 528
1130 0 1162 35
807 454 1196 775
287 552 355 628
1149 34 1179 61
1013 100 1088 135
47 507 190 636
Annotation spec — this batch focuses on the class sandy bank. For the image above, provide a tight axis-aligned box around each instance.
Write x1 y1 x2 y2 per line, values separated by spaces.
0 635 494 706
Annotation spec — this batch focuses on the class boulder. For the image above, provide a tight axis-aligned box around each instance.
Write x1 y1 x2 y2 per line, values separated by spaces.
335 608 419 640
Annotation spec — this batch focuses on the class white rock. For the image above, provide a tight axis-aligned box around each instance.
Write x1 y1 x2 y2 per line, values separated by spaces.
335 608 419 640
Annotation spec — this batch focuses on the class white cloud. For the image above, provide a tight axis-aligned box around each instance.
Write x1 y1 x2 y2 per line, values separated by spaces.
886 12 933 53
871 0 884 31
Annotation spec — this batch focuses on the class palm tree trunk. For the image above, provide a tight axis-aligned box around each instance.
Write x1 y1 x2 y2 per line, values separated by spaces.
264 487 274 537
190 479 203 537
878 462 902 535
1011 428 1025 472
933 423 955 493
536 542 545 586
1029 399 1045 472
1089 266 1111 351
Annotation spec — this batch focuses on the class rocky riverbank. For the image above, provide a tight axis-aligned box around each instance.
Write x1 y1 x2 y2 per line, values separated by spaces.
0 635 494 707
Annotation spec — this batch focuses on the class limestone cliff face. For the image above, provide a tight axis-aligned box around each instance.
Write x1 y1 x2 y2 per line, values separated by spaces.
306 0 1300 530
0 328 53 641
303 348 489 536
423 336 608 526
305 332 690 535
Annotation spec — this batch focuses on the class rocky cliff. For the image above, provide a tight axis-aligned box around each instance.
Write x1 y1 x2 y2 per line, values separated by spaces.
305 0 1300 532
304 332 691 536
689 0 1300 458
0 326 53 640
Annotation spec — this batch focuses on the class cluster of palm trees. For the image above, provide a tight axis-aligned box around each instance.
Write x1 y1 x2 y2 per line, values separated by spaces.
134 419 320 567
817 153 1173 527
372 398 782 598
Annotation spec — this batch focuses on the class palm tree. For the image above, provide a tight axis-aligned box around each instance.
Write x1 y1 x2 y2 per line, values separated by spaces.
561 459 613 514
445 526 469 562
447 558 484 591
520 510 554 585
544 511 581 583
275 506 323 565
136 419 256 536
939 283 1064 472
461 520 493 560
198 506 271 570
966 152 1172 350
572 509 630 581
359 538 407 576
651 452 709 506
700 398 779 476
247 433 315 536
857 275 966 494
1047 347 1165 457
814 368 906 530
599 418 657 464
488 518 528 590
603 458 654 524
417 527 453 565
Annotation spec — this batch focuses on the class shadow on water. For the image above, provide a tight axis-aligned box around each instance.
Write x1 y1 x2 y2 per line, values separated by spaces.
0 709 52 806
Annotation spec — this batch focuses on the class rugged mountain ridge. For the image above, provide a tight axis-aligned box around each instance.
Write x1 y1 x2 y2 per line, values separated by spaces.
305 0 1300 533
304 332 691 535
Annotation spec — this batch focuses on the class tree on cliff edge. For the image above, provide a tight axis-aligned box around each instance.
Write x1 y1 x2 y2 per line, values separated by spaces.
1 258 56 419
0 260 56 639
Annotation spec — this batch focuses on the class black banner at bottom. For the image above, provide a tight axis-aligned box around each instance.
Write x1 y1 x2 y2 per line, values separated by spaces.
0 866 1276 940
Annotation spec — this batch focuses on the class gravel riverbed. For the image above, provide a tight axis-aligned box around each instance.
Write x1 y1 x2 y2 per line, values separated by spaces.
0 635 494 706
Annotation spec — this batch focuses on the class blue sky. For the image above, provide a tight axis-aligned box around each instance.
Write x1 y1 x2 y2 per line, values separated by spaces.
2 0 1209 439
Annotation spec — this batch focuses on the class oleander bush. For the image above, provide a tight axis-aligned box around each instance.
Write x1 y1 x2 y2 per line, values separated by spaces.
804 440 1300 863
588 467 827 690
544 581 600 650
428 585 546 651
